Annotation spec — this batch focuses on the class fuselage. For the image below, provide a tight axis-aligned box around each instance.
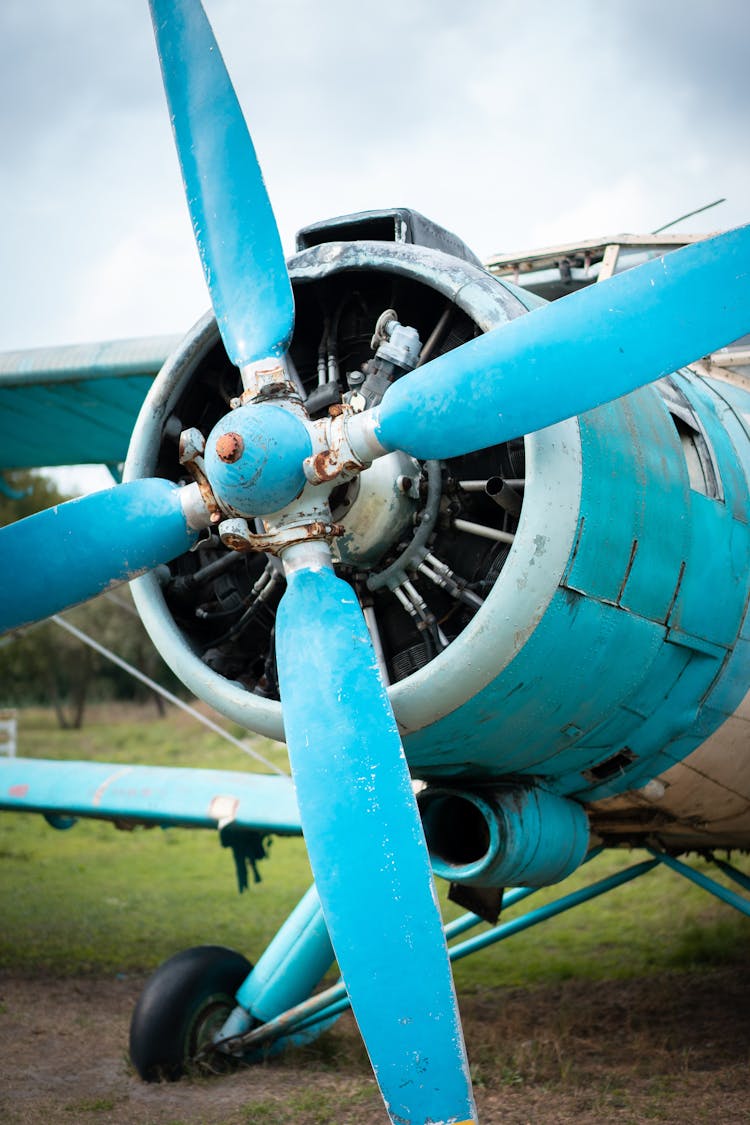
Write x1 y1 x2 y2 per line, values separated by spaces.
404 364 750 849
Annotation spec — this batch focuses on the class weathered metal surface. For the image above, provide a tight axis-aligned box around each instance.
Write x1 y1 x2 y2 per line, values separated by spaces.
390 414 582 737
371 229 750 463
588 599 750 846
332 452 420 568
231 884 334 1025
289 239 537 323
275 550 476 1124
215 431 244 463
219 516 343 556
400 368 750 809
122 230 750 844
0 478 202 633
563 385 690 618
203 402 311 517
419 785 589 888
149 0 293 369
178 429 223 525
303 405 384 487
0 757 301 834
238 360 294 400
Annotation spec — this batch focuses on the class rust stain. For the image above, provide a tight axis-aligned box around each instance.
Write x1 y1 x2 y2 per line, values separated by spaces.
311 450 339 483
221 530 254 552
179 428 222 524
215 431 245 463
222 519 344 555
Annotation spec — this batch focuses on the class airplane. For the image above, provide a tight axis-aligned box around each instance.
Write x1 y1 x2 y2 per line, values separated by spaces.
1 1 750 1122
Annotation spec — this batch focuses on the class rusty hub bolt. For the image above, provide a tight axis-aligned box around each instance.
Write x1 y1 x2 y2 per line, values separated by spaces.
215 432 245 463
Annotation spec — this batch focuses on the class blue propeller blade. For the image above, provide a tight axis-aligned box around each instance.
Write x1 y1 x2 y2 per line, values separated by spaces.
371 225 750 460
275 559 476 1125
0 479 199 633
149 0 294 367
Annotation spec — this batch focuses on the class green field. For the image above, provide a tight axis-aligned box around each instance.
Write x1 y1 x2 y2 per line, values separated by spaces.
1 704 748 985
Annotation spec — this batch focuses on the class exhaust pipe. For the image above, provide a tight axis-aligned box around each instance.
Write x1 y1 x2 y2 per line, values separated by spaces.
418 784 589 888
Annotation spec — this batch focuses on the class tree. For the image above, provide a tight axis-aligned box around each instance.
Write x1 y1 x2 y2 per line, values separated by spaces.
0 469 66 526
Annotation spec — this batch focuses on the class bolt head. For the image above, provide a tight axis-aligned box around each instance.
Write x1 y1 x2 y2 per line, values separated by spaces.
215 432 245 463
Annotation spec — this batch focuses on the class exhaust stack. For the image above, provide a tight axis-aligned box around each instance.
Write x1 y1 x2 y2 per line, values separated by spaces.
418 785 589 888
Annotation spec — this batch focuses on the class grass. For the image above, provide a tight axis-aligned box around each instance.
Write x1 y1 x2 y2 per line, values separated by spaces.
63 1097 116 1113
282 1087 381 1125
8 702 289 774
1 705 749 1125
0 704 311 975
0 815 314 975
448 846 750 992
1 704 748 983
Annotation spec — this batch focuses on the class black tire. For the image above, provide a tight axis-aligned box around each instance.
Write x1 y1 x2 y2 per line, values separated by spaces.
129 945 253 1081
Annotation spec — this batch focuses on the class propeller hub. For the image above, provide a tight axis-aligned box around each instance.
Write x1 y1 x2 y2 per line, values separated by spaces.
204 402 311 517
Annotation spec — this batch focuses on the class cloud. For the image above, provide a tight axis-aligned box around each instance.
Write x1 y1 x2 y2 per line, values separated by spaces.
68 210 207 343
0 0 746 352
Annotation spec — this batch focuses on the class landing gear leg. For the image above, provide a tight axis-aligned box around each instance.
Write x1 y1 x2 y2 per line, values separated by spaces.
218 882 334 1041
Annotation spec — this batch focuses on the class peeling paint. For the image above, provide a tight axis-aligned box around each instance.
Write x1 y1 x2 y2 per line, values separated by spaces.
92 767 133 807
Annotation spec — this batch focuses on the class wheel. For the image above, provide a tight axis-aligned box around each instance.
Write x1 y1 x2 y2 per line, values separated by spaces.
129 945 253 1081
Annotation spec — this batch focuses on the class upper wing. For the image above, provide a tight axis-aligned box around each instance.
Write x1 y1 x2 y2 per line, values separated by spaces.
0 757 301 835
0 336 180 470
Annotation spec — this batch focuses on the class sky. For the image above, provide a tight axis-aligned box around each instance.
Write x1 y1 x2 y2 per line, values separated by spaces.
1 0 748 361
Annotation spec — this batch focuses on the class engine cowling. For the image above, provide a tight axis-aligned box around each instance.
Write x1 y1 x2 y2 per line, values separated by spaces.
126 227 547 745
125 214 750 851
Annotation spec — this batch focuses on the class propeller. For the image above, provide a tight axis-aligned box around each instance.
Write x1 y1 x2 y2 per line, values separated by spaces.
148 0 293 368
365 224 750 461
148 2 477 1121
0 478 202 634
276 551 475 1122
1 0 749 1120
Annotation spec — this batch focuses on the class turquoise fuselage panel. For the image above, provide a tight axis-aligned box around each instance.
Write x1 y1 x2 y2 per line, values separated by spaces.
404 371 750 797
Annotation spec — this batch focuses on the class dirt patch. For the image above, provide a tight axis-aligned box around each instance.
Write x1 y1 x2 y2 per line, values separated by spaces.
1 967 749 1124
